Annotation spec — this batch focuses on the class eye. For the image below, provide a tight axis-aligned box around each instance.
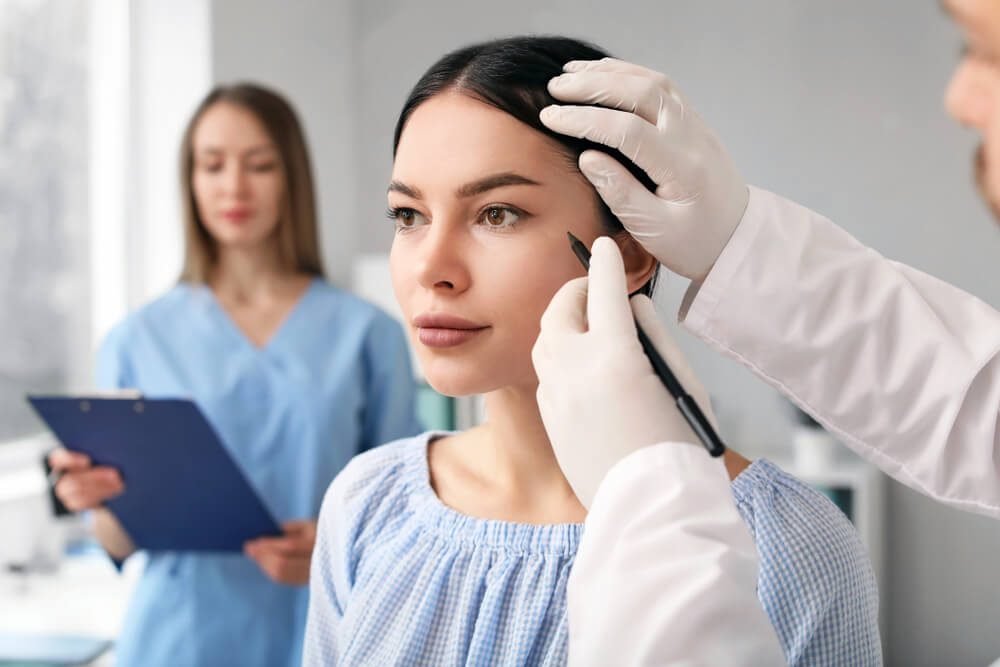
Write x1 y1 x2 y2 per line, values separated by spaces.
478 205 522 230
249 162 278 173
198 162 223 173
386 206 428 231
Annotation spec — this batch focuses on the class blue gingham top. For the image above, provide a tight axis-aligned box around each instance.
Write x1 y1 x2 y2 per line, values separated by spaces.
303 432 881 666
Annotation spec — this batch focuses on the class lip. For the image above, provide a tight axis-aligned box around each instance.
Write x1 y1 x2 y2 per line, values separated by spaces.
221 208 252 222
413 313 490 349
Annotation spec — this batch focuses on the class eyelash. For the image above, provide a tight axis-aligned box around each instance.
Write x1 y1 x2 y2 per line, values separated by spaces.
199 163 277 173
385 204 527 233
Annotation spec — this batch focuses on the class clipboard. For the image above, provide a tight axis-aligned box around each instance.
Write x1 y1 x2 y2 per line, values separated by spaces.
27 395 282 552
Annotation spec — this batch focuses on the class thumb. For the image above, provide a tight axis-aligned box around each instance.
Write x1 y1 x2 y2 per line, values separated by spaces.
539 276 589 336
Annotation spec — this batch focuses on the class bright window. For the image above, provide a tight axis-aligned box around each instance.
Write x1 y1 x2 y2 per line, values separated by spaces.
0 0 91 443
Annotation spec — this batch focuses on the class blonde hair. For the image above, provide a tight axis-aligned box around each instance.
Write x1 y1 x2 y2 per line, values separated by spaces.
178 83 325 283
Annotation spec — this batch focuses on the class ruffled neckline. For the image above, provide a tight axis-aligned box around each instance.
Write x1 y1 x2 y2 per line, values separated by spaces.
401 431 583 557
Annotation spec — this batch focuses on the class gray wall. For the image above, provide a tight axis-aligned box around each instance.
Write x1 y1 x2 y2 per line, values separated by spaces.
211 0 358 287
212 1 1000 664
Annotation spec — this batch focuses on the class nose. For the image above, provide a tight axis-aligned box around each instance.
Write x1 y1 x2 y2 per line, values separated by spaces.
945 59 993 129
414 220 472 294
221 160 250 199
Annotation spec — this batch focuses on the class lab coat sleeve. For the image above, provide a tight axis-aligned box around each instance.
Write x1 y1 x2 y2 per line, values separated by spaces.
568 442 785 667
361 312 422 450
682 186 1000 517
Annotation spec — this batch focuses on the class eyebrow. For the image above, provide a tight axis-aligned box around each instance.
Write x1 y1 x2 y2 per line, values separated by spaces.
196 146 276 158
388 172 542 200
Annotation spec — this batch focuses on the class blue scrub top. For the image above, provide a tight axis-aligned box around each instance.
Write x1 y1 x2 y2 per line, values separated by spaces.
96 279 421 667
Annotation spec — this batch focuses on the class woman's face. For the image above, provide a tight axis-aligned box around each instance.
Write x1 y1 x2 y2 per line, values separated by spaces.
191 102 286 249
389 92 651 397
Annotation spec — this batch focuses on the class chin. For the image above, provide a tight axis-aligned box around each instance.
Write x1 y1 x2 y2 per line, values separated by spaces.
205 221 276 248
421 368 494 398
418 354 510 398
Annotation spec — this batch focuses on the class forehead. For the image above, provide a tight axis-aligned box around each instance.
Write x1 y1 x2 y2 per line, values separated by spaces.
192 102 273 150
391 92 573 187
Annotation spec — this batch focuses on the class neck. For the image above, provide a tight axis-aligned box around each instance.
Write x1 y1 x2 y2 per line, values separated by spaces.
211 241 291 300
476 383 579 507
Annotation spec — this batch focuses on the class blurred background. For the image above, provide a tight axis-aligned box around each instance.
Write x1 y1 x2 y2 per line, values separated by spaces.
2 0 1000 665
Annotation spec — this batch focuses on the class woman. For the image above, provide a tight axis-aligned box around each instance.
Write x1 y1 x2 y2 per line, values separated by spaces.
47 84 421 666
304 37 880 666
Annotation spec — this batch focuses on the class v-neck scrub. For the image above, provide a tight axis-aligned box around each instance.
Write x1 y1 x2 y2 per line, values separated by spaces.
95 280 422 667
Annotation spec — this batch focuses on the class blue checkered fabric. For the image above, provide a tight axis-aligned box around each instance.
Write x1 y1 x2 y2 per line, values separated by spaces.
303 433 881 666
732 459 882 665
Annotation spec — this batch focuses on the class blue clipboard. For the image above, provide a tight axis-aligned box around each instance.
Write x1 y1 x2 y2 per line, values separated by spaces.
28 395 282 552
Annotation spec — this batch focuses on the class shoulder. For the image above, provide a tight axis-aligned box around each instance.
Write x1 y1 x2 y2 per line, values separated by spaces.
732 459 880 658
98 285 193 357
318 432 432 532
732 459 873 580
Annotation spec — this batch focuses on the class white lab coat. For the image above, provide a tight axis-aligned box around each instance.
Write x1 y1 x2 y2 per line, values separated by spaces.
567 442 786 666
568 186 1000 665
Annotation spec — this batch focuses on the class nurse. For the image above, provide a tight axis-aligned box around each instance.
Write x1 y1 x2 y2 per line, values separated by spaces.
534 0 1000 662
46 83 421 666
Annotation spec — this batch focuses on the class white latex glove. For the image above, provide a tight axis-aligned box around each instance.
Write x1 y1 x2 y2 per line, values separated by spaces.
540 58 749 283
533 237 716 509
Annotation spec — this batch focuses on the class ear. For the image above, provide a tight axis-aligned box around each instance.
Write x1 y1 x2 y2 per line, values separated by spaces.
614 233 659 294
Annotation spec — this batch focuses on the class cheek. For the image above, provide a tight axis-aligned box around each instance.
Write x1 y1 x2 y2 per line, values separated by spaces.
191 174 213 211
255 174 285 212
490 243 583 340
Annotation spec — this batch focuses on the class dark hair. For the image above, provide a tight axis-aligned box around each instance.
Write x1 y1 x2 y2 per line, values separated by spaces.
179 83 325 283
392 36 658 295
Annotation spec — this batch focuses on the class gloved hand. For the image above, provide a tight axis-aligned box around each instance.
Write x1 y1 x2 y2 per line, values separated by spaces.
533 237 717 509
540 58 749 283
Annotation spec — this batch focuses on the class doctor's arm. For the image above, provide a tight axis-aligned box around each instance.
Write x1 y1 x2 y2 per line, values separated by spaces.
542 58 1000 518
533 240 784 666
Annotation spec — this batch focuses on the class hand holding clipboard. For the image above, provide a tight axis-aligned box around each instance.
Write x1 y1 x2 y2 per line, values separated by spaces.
30 395 282 552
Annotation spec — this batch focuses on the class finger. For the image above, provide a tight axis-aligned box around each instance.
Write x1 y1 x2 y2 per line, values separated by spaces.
540 105 665 183
282 520 318 548
577 151 665 229
48 448 91 471
253 551 308 584
630 295 716 427
91 466 124 485
587 237 636 339
56 472 124 511
57 469 124 498
548 71 680 127
538 276 589 336
280 520 314 536
563 57 677 84
249 535 313 557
